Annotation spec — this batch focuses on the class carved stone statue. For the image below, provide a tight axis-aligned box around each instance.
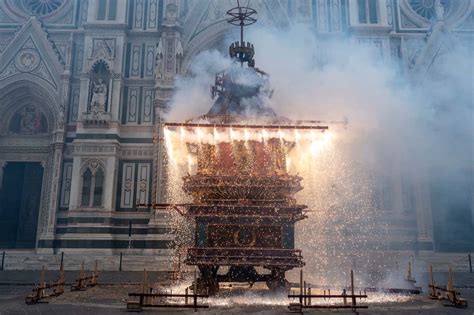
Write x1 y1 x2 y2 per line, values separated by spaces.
90 78 108 112
155 39 164 81
58 104 65 129
435 0 445 20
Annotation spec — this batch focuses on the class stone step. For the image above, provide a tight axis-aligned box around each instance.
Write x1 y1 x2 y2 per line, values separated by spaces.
0 251 176 272
0 270 173 285
416 252 473 273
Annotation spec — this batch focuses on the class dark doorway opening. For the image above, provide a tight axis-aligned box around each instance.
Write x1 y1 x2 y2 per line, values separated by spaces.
0 162 43 248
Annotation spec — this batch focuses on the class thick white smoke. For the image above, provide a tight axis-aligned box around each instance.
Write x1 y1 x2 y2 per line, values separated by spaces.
166 23 473 286
169 24 472 172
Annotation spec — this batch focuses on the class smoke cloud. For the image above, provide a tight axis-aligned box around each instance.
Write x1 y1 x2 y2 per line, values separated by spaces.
166 22 473 286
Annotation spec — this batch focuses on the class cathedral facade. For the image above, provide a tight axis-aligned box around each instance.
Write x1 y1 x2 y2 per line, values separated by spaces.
0 0 472 255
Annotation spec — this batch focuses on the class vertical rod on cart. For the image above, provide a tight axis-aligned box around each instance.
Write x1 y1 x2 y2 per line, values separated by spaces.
469 253 472 273
193 269 198 312
299 269 303 305
1 251 5 271
60 252 64 271
119 252 123 271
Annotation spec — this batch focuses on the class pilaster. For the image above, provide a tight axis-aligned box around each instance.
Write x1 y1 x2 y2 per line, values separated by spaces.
153 0 182 203
68 156 82 210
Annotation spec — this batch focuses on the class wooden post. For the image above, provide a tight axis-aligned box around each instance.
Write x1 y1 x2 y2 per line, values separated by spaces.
447 267 454 303
139 294 144 311
406 261 412 281
428 264 436 298
40 266 46 299
79 261 84 289
303 281 306 306
142 269 148 305
58 261 65 294
60 252 64 271
149 287 154 305
308 286 311 306
1 251 4 271
469 254 472 273
350 270 356 310
92 260 98 286
193 269 198 312
342 288 347 305
299 269 303 305
185 287 189 305
119 252 123 271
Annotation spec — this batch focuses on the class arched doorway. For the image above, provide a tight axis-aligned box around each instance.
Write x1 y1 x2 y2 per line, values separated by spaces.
0 82 58 249
0 162 44 248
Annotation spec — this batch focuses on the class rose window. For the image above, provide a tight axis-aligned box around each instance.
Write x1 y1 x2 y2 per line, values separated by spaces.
20 0 65 16
408 0 452 20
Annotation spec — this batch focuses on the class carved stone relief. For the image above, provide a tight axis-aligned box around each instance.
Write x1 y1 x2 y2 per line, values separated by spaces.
91 39 115 61
0 37 58 88
15 49 41 72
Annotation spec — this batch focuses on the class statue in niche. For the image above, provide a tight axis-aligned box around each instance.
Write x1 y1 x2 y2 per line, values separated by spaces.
155 39 164 81
9 105 48 134
88 60 110 118
90 78 108 113
434 0 445 20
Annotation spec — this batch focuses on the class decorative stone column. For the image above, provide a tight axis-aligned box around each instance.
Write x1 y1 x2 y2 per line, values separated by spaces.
153 0 183 204
104 155 118 210
38 141 65 244
348 0 358 26
68 155 82 210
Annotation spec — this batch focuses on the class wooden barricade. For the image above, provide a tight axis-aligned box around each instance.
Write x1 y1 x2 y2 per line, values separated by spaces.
364 260 421 294
288 269 368 314
25 265 65 304
71 261 99 291
428 265 468 308
127 269 209 312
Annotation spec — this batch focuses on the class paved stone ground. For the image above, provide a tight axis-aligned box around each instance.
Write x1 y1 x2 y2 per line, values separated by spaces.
0 271 473 314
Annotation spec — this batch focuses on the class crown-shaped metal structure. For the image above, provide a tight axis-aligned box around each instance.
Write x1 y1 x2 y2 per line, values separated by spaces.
226 0 257 67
